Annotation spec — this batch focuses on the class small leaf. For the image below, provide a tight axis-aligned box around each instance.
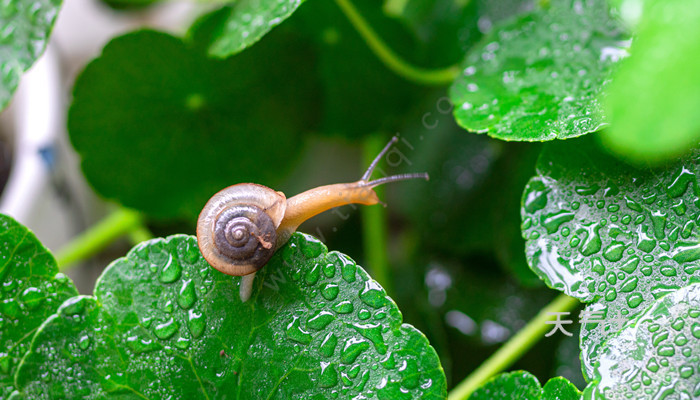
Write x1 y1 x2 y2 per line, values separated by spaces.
602 0 700 162
15 233 446 398
450 0 628 141
469 370 581 399
208 0 307 58
0 214 78 399
0 0 62 110
521 135 700 378
68 25 319 219
584 283 700 399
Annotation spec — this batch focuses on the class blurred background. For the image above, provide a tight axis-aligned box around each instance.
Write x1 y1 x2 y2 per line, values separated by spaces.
0 0 585 390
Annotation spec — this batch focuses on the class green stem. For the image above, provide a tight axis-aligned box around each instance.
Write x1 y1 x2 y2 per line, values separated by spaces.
56 208 147 272
333 0 459 86
360 135 392 295
448 294 580 400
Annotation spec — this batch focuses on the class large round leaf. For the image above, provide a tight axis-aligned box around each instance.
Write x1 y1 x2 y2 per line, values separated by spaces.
14 233 446 398
0 214 78 399
584 283 700 399
449 0 628 141
68 26 319 219
0 0 61 110
521 135 700 378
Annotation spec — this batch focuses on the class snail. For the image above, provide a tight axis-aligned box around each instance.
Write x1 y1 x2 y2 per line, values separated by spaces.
197 136 428 302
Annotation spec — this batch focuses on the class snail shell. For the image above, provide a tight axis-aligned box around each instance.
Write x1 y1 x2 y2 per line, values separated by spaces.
196 183 286 276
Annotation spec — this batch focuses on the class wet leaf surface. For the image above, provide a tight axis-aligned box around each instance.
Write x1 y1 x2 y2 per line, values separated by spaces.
14 233 446 399
68 24 319 219
208 0 306 58
450 0 627 141
0 215 78 399
469 370 580 399
584 283 700 399
0 0 61 110
521 135 700 378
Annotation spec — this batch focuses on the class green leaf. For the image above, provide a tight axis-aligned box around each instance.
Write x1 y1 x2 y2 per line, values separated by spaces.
15 233 446 398
584 283 700 399
0 0 62 110
520 135 700 378
68 26 319 219
291 0 424 138
394 105 542 286
468 370 580 399
208 0 307 58
602 0 700 163
0 214 78 399
449 0 628 141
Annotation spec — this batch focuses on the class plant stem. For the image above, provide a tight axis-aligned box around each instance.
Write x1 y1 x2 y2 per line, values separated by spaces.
333 0 459 86
55 208 147 272
361 135 392 295
448 293 580 399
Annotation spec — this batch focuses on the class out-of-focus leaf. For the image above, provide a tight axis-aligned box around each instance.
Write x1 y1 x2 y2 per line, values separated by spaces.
450 0 628 141
291 0 424 139
14 233 446 398
208 0 307 57
394 102 541 285
521 135 700 378
583 283 700 399
0 0 61 110
68 22 319 219
0 214 78 399
602 0 700 163
468 370 581 399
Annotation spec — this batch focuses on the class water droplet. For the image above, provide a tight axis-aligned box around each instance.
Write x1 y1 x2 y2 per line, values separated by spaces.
626 293 643 308
659 265 677 277
602 241 625 262
607 204 620 212
352 323 386 354
579 223 602 256
620 256 639 273
666 166 694 198
341 338 369 364
652 331 668 347
606 272 617 285
541 210 574 234
19 287 44 310
679 365 694 378
177 279 196 310
636 225 656 253
323 263 336 278
305 263 321 286
620 276 638 292
154 318 179 340
671 317 685 331
319 362 338 387
359 280 386 308
657 345 675 357
187 309 205 338
524 180 548 213
605 288 617 301
307 311 335 331
358 309 371 320
575 184 599 196
301 237 325 259
286 316 312 345
126 335 158 354
175 336 190 350
624 196 643 212
319 332 338 357
674 333 688 346
332 301 354 314
159 256 181 283
78 335 90 350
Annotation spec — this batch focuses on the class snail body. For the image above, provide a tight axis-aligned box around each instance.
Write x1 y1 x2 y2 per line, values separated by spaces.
196 137 427 302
